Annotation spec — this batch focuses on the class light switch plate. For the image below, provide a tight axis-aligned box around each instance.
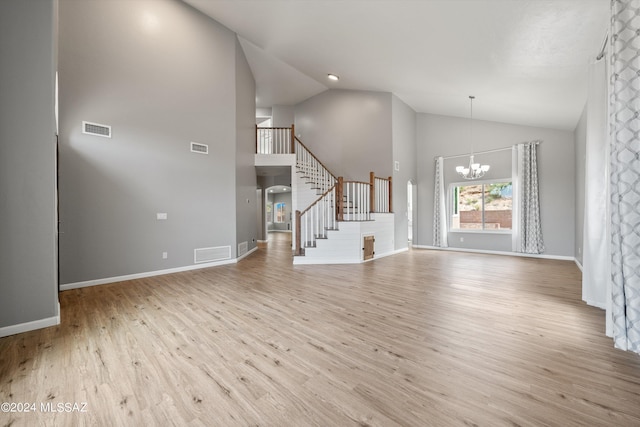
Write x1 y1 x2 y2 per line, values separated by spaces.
157 213 167 220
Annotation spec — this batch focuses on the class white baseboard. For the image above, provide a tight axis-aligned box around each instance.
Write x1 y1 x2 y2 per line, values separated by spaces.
574 258 583 272
411 245 575 261
583 299 606 310
61 246 261 291
60 254 254 291
237 246 258 262
294 248 406 265
293 257 361 265
0 302 60 338
367 247 408 261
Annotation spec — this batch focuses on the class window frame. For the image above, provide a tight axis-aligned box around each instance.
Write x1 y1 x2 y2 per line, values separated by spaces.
448 178 513 234
274 202 286 223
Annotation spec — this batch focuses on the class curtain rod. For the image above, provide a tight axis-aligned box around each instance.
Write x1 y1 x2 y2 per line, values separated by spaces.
596 32 608 61
435 141 542 161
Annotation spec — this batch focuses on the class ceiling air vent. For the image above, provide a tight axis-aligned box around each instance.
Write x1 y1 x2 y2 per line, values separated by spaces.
82 121 111 138
190 142 209 154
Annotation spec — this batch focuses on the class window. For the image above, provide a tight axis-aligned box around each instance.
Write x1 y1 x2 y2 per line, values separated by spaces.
275 202 286 223
450 181 512 231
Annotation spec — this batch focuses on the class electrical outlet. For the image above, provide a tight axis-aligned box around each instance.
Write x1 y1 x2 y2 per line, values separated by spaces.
157 213 167 220
162 252 168 259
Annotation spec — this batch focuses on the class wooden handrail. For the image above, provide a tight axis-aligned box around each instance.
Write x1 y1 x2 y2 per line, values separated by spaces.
299 184 337 217
342 180 371 185
296 183 338 255
295 137 337 181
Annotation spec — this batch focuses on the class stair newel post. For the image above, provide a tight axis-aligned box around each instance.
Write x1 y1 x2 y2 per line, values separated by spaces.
337 177 344 221
295 210 302 255
388 176 393 213
255 124 259 153
369 171 375 213
290 124 295 154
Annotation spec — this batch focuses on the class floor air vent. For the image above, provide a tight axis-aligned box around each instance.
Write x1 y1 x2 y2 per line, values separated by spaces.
238 241 248 257
190 142 209 154
82 121 111 138
194 246 231 264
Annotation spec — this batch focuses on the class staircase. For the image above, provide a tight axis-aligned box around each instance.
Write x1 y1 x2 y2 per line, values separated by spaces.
257 125 394 264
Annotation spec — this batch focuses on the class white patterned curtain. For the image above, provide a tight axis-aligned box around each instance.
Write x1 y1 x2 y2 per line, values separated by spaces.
610 0 640 353
512 142 544 254
433 157 448 247
582 59 610 310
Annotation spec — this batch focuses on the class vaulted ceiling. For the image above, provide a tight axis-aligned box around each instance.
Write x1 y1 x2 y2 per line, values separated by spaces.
184 0 608 131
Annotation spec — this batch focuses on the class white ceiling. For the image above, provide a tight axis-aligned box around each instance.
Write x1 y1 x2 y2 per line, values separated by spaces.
184 0 608 131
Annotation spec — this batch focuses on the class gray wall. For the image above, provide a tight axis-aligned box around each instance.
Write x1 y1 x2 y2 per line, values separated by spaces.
574 105 587 265
295 89 393 181
58 0 252 284
0 0 59 330
235 36 258 254
272 105 295 128
391 95 417 251
417 113 575 257
256 107 272 119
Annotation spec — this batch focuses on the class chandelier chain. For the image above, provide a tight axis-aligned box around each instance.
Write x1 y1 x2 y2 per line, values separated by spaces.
456 95 490 180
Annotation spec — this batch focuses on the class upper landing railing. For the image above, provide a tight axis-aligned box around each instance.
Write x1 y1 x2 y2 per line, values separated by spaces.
256 125 295 154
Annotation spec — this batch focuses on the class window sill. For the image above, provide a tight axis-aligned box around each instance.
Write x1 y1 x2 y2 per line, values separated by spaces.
449 229 512 235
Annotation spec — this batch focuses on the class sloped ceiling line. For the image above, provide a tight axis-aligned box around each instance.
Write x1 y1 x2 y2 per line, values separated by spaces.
185 0 609 130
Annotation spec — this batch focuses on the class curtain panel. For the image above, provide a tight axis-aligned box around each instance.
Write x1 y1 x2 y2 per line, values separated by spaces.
433 157 448 247
610 0 640 353
512 142 544 254
582 59 610 310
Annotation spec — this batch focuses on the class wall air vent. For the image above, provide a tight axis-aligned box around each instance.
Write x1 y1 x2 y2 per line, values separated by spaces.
82 121 111 138
194 246 231 264
190 142 209 154
238 241 248 257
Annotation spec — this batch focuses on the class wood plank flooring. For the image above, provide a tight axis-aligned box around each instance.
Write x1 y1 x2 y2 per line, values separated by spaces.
2 232 640 426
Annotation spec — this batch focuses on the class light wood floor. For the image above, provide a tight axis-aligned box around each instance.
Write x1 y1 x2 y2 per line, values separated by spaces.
2 233 640 426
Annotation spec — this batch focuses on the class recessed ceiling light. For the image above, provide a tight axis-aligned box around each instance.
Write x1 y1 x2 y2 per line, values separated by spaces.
327 74 339 81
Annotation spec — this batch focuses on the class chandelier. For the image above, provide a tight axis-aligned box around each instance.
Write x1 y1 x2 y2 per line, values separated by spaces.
456 95 490 180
